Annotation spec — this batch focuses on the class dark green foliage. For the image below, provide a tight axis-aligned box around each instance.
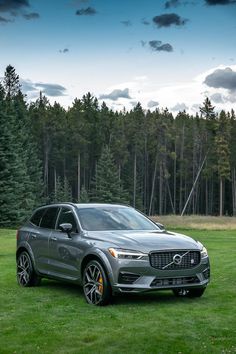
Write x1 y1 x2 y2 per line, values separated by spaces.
0 67 43 226
0 65 236 224
90 146 129 204
79 185 90 203
3 65 21 99
50 176 72 203
215 111 231 180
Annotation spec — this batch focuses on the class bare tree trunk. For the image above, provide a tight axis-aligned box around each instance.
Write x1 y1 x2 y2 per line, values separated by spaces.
166 178 175 214
159 162 163 215
149 151 158 216
63 153 66 180
179 125 185 213
54 168 57 197
133 151 137 208
77 152 81 201
181 154 207 216
118 164 121 181
205 179 208 215
232 168 236 216
44 143 49 197
210 177 214 215
219 177 223 216
144 136 147 213
83 152 86 190
173 139 177 214
192 142 196 214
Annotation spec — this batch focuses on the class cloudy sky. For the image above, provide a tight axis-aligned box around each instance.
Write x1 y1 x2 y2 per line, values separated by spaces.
1 0 236 113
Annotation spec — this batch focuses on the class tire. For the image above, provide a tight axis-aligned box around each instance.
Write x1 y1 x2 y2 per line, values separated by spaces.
83 260 112 306
173 287 206 298
17 251 41 287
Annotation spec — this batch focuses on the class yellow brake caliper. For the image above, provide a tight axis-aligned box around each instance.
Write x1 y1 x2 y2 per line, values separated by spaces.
98 275 103 294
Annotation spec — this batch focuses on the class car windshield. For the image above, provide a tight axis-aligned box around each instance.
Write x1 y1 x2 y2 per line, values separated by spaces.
76 207 159 231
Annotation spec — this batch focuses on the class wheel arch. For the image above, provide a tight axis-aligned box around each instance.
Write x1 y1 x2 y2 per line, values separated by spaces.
80 250 114 285
16 244 37 270
16 246 28 259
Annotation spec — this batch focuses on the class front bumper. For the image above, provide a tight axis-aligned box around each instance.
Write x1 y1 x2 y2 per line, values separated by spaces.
109 256 210 294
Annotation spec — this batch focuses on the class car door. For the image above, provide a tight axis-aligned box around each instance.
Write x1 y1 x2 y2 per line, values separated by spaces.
29 207 59 274
48 207 83 281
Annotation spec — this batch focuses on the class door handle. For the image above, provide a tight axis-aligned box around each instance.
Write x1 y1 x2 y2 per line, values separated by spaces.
51 237 57 241
31 234 37 239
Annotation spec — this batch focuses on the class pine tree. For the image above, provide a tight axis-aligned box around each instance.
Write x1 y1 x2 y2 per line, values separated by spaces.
200 98 218 214
3 65 21 99
0 88 31 225
0 66 43 226
29 92 51 198
91 146 129 204
215 111 231 216
200 97 215 120
50 176 72 203
79 185 90 203
14 90 43 207
230 110 236 215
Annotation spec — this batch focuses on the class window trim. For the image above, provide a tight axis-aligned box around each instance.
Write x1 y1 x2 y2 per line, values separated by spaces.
56 206 80 234
29 207 47 227
39 206 60 230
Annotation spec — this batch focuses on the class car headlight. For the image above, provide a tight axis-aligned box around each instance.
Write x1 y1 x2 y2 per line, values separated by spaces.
201 246 208 258
108 248 148 260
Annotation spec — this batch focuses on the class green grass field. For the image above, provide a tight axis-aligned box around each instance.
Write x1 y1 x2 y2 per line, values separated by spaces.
1 227 236 354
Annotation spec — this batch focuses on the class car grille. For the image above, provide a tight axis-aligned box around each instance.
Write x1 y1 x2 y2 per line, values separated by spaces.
118 272 140 284
150 276 200 287
149 250 201 270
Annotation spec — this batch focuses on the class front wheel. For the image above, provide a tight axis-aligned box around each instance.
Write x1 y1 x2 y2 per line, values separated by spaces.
83 260 112 306
17 251 41 287
173 287 206 298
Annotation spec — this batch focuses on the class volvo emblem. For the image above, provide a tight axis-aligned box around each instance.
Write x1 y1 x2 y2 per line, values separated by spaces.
173 254 182 265
162 251 189 270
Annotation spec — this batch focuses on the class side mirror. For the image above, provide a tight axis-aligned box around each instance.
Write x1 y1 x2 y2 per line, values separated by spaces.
59 223 73 237
156 222 165 231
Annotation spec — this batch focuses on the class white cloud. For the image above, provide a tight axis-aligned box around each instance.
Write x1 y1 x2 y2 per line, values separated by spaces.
171 102 188 111
19 65 236 114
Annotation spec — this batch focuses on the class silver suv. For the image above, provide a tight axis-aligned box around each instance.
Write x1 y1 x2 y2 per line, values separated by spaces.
16 203 210 305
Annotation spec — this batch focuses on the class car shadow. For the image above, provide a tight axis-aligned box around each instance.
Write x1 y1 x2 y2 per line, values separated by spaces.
40 279 204 305
40 278 84 297
112 291 180 305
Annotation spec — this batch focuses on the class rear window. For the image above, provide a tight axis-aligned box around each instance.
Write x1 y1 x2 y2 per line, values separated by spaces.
30 208 45 226
40 207 59 229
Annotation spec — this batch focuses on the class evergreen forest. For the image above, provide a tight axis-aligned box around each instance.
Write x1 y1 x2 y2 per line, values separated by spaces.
1 65 236 226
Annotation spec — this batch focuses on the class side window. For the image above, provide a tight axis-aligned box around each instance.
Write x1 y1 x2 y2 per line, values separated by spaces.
30 208 45 227
40 207 59 229
57 208 78 233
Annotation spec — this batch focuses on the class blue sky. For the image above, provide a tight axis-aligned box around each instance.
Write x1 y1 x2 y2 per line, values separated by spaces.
1 0 236 113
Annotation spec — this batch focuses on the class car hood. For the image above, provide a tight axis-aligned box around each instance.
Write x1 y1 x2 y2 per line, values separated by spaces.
85 230 200 253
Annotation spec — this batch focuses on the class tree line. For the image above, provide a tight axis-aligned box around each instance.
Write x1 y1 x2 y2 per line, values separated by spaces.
0 65 236 226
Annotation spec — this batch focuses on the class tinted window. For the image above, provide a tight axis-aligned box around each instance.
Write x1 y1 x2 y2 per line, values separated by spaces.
76 207 158 231
30 208 45 226
40 207 59 229
57 208 78 233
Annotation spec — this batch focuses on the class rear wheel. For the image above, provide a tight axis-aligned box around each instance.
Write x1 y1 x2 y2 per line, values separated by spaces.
173 287 206 298
17 251 41 287
83 260 112 306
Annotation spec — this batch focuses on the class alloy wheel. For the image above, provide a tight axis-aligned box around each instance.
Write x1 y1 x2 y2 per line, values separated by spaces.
83 263 104 305
17 252 32 286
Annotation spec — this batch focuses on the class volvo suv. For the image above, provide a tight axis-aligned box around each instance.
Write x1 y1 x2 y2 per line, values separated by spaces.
16 203 210 305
